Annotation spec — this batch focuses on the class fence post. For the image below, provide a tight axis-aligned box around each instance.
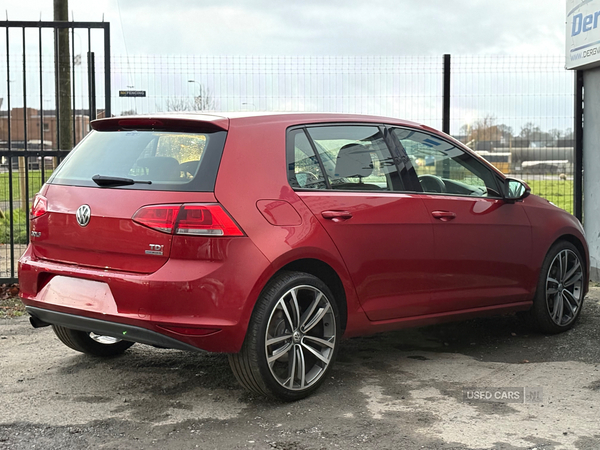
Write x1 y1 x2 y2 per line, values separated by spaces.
54 1 73 155
442 54 451 135
574 70 583 222
104 23 111 117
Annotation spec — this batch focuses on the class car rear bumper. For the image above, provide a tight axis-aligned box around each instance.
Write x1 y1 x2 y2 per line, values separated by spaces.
26 306 203 352
18 241 273 353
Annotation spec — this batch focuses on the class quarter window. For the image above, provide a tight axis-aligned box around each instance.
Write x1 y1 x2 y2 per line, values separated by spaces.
287 129 327 189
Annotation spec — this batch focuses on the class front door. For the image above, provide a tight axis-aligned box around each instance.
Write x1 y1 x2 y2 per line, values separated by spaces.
390 127 533 313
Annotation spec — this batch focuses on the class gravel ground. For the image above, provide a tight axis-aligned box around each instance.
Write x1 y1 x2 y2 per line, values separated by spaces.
1 289 600 450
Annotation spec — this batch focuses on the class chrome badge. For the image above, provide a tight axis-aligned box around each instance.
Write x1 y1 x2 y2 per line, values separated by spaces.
145 244 164 256
76 204 91 227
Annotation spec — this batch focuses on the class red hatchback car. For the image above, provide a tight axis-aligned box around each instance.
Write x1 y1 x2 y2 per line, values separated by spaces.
19 112 588 400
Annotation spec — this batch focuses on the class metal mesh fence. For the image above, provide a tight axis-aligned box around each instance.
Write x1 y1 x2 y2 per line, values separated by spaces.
112 55 444 126
0 52 577 279
451 55 575 213
111 55 576 213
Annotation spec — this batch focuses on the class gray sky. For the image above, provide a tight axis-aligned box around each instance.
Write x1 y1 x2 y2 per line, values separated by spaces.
5 0 567 56
2 0 574 133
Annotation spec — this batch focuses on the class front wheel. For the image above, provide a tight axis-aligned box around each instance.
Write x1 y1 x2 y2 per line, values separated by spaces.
229 271 341 401
52 325 135 357
528 241 586 334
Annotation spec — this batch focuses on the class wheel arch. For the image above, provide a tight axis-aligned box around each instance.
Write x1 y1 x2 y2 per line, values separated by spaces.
556 234 587 259
552 234 589 290
274 258 348 331
532 233 589 299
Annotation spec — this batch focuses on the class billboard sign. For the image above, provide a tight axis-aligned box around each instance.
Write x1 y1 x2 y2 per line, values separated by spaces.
566 0 600 69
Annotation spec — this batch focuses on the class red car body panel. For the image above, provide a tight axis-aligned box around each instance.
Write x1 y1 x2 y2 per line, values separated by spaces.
19 235 273 353
418 195 535 309
18 112 590 353
299 191 435 321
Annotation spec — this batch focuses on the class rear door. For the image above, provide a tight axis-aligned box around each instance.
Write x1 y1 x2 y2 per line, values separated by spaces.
289 125 436 320
31 122 227 274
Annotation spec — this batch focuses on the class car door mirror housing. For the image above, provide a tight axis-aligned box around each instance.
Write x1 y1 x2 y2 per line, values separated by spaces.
503 178 531 201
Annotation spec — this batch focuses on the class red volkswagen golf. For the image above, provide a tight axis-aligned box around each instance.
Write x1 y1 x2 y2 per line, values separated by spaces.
19 113 588 400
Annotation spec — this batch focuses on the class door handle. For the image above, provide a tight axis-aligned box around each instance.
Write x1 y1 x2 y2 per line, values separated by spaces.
321 210 353 222
431 210 456 222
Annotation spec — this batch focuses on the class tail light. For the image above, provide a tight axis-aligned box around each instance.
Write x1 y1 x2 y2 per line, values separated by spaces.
132 204 243 237
130 205 180 233
31 194 48 219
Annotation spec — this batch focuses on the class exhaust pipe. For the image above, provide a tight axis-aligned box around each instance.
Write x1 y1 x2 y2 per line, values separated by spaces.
29 315 51 328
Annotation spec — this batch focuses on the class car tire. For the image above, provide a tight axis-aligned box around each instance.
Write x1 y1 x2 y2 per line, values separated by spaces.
228 271 341 401
527 241 586 334
52 325 135 357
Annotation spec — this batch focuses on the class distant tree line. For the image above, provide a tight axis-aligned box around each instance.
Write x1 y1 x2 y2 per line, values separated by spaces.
458 115 574 149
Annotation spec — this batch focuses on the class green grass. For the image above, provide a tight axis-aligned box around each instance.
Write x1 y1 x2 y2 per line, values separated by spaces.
524 179 573 214
0 170 53 203
0 209 28 244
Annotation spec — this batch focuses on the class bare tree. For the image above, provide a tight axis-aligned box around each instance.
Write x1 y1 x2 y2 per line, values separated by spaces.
548 128 564 140
519 122 541 139
191 85 215 111
164 98 193 112
160 85 216 112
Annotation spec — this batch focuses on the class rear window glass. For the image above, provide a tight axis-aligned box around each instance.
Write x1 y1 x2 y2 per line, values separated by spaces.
48 130 227 191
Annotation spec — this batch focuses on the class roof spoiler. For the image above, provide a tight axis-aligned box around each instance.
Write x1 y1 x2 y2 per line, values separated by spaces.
91 115 229 132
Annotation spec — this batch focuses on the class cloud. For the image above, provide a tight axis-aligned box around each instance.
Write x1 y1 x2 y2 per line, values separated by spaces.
112 0 566 55
4 0 566 56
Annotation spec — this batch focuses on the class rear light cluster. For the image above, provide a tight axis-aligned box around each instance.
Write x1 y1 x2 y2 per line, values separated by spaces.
133 203 243 237
31 194 48 219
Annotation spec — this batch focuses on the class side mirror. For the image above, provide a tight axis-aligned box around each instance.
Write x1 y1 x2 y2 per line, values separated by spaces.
503 178 531 202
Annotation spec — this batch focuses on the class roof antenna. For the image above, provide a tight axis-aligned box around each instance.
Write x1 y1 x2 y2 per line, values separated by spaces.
102 13 105 22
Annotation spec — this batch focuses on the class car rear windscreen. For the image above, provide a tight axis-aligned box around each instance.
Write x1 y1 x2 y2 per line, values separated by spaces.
48 129 227 191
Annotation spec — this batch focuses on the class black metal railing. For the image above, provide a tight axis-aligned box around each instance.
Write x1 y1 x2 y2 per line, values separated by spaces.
0 20 111 281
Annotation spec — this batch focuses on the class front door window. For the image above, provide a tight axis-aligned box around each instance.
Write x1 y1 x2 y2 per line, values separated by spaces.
391 128 501 198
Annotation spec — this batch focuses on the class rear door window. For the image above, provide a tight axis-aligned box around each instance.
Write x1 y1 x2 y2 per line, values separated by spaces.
287 125 403 191
48 130 227 192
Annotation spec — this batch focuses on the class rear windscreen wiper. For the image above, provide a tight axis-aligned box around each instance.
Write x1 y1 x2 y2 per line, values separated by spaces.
92 174 152 187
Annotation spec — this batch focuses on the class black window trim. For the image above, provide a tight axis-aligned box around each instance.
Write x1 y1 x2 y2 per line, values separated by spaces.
381 125 422 192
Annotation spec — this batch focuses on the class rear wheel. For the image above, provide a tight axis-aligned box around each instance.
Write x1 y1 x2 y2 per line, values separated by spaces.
229 271 340 401
528 241 585 334
52 325 135 357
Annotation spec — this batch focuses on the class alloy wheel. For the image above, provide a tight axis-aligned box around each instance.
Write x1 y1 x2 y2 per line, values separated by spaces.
265 285 336 391
546 249 583 326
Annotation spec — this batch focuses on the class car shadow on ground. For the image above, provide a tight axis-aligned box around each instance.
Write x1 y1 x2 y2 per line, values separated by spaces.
47 297 600 412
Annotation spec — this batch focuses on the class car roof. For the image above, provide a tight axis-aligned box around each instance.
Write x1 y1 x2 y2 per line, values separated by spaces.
91 111 431 133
